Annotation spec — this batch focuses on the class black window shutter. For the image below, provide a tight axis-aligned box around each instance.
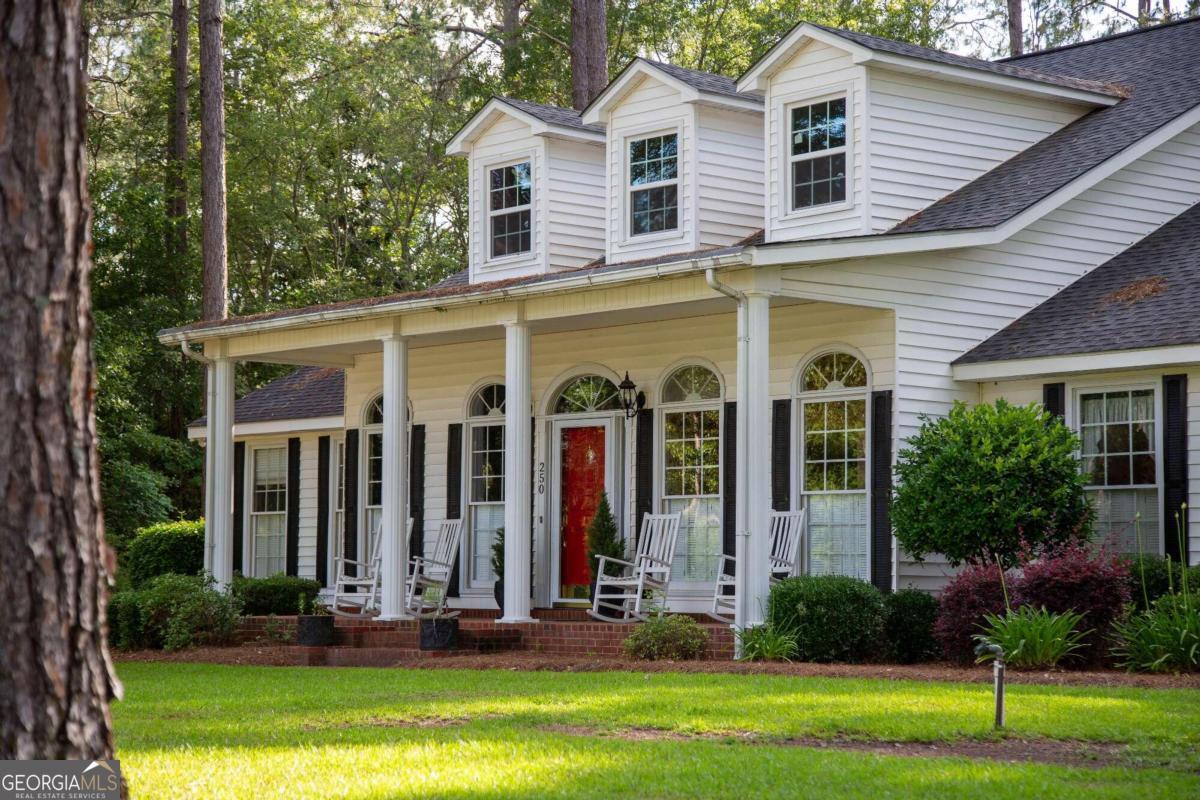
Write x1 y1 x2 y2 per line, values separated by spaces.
343 429 359 576
446 423 463 596
286 437 301 576
870 390 893 593
772 398 791 511
1043 383 1066 420
1163 374 1188 563
316 436 330 586
232 441 245 575
634 408 655 542
409 424 426 560
722 401 737 559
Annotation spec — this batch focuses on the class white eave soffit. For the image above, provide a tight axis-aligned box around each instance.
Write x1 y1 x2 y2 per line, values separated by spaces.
580 59 761 126
735 24 1120 108
445 97 604 157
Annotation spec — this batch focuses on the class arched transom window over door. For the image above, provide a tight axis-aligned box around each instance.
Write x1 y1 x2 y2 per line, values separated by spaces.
798 352 869 581
552 374 622 414
660 364 723 583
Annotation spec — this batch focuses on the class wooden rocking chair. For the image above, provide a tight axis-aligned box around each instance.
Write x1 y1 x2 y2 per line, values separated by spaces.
708 508 807 624
405 518 464 618
589 512 681 623
331 517 412 617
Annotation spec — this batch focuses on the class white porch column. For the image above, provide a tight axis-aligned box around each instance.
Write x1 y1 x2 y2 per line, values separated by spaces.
202 366 215 575
378 333 411 620
743 292 773 627
208 356 236 588
500 321 535 623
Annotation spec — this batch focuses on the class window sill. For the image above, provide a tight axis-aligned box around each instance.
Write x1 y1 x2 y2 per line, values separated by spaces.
619 228 686 248
779 198 854 222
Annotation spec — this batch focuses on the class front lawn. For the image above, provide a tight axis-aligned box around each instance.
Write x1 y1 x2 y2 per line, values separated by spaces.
114 662 1199 799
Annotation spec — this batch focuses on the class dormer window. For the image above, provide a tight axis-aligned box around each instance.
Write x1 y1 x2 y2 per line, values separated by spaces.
789 97 847 211
489 161 532 258
629 133 678 236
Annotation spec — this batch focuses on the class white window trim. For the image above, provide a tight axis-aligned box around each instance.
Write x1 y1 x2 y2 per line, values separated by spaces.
484 153 536 266
358 393 413 564
779 86 854 221
1065 379 1165 555
622 124 686 245
326 435 345 589
246 441 289 578
463 380 507 594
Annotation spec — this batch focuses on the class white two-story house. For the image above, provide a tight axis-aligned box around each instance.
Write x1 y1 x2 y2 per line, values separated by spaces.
165 19 1200 628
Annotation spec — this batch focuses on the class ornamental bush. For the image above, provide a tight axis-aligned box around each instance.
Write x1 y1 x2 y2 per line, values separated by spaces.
883 589 940 664
138 574 241 651
768 576 885 663
1123 554 1200 611
232 573 321 616
976 607 1091 669
107 590 147 651
123 519 205 588
1111 592 1200 673
892 400 1092 569
934 563 1010 664
623 614 709 661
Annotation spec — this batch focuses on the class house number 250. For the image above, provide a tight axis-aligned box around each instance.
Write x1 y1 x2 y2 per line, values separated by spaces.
536 462 546 495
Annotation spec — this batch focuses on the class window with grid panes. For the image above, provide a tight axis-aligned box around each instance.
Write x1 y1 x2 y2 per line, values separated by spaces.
467 384 505 587
790 97 847 211
489 162 531 258
629 133 678 235
251 447 287 576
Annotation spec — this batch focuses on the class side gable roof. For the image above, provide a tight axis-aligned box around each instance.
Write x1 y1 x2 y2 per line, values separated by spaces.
956 202 1200 365
446 96 604 156
189 366 344 428
581 57 762 124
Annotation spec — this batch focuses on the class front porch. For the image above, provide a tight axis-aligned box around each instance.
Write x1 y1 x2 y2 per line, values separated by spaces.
183 266 899 633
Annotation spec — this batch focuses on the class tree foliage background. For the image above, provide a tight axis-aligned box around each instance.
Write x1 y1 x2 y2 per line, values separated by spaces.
85 0 1182 538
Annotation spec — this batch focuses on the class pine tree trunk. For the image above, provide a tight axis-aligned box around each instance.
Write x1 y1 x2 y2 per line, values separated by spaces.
199 0 227 321
168 0 189 259
570 0 607 111
1006 0 1023 56
0 0 121 762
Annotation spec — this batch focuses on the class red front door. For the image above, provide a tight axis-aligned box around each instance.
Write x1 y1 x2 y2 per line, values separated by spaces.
559 425 606 599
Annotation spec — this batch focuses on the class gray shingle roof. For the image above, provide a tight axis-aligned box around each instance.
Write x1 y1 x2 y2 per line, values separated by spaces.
495 97 605 134
890 18 1200 235
809 24 1128 98
955 202 1200 365
429 268 469 290
190 366 344 427
642 59 762 103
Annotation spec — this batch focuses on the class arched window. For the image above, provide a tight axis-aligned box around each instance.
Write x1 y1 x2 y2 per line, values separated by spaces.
466 384 505 587
360 393 411 551
552 374 621 414
797 351 869 581
660 364 723 583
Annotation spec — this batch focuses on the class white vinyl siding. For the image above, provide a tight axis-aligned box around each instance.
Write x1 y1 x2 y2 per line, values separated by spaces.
545 139 606 270
695 106 764 248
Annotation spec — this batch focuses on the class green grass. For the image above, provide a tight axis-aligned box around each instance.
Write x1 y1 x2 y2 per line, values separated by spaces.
114 662 1200 799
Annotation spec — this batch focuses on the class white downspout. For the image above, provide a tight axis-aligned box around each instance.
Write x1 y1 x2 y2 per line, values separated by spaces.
706 269 750 653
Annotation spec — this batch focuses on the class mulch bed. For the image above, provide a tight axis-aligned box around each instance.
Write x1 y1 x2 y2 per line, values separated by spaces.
117 646 1200 689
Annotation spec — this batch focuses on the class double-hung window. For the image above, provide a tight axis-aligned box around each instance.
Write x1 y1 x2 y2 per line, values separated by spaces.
467 384 505 588
251 447 287 576
1079 388 1160 553
629 133 678 236
489 162 531 258
789 97 847 211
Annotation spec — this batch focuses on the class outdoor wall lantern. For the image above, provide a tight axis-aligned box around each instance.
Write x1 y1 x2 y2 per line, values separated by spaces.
618 372 645 419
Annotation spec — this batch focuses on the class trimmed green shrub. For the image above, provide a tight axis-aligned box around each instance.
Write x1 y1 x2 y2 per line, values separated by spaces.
768 576 885 663
232 574 321 616
892 400 1091 569
123 520 205 588
139 574 241 651
975 606 1090 669
736 624 798 662
107 590 147 650
934 563 1010 664
883 589 939 664
623 614 709 661
587 492 624 580
1111 592 1200 673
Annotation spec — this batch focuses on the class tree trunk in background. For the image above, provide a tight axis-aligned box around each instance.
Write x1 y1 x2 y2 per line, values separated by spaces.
570 0 607 111
1006 0 1023 56
199 0 227 321
169 0 189 259
0 0 120 761
499 0 522 80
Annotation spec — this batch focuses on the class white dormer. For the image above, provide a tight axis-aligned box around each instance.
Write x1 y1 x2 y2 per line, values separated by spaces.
582 59 764 264
738 22 1123 242
447 98 607 283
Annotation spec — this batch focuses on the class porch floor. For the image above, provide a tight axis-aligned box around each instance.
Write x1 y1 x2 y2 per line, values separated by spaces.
239 610 735 665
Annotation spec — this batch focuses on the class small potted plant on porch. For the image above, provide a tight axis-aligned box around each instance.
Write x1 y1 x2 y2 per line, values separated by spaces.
418 589 460 650
588 491 626 619
295 593 334 647
491 527 505 614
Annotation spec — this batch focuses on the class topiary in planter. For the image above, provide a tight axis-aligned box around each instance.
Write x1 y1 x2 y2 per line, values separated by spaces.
767 576 885 663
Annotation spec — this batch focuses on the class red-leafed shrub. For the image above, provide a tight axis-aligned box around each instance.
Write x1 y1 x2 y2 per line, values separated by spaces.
934 563 1010 664
1015 542 1131 660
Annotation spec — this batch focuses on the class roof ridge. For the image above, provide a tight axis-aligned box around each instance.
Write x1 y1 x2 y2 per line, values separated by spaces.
999 15 1200 62
639 57 731 80
497 96 578 114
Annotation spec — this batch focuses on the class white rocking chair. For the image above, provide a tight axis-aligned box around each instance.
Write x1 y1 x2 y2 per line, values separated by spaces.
708 508 807 624
589 512 682 623
405 518 464 618
331 517 413 617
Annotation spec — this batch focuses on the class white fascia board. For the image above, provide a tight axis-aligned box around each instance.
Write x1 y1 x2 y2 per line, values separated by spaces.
581 59 700 125
188 415 345 441
954 346 1200 382
446 98 603 157
738 24 871 93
